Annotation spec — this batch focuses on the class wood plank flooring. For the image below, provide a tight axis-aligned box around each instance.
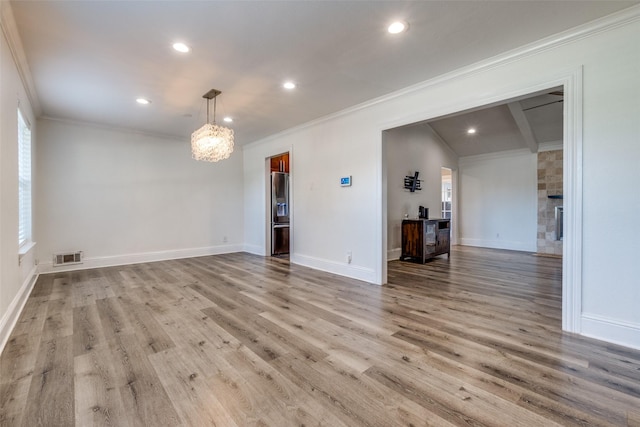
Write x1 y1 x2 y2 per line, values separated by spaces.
1 246 640 426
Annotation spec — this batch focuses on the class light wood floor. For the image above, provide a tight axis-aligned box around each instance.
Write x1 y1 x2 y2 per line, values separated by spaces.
1 246 639 426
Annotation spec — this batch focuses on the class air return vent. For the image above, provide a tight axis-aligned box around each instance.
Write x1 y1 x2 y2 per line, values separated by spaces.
53 251 83 267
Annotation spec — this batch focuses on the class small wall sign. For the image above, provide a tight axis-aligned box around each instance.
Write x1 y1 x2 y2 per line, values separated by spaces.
340 176 352 187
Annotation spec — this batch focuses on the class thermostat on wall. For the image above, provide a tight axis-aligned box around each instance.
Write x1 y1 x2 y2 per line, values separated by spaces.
340 176 352 187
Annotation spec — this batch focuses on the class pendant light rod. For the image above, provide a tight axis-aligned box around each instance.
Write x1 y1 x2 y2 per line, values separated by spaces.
203 89 222 125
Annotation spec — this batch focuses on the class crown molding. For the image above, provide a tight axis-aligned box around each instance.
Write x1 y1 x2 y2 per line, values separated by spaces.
244 4 640 150
0 0 42 115
39 115 189 143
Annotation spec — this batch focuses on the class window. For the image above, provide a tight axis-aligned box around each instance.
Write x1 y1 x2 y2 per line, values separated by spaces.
18 108 32 247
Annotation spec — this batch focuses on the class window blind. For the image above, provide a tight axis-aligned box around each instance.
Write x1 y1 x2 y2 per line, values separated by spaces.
18 109 32 247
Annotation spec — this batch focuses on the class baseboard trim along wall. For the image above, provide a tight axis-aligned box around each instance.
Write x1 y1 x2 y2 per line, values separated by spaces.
243 244 265 256
459 238 536 253
387 248 401 261
0 267 38 355
581 313 640 351
37 244 244 274
290 253 377 285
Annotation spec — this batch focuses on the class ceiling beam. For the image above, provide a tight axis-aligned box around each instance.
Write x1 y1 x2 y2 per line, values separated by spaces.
507 102 538 153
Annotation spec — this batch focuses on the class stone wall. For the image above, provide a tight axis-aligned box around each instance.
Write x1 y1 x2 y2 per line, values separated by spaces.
537 150 563 255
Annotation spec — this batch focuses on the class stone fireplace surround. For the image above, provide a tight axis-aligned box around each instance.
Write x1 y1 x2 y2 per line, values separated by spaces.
537 149 563 256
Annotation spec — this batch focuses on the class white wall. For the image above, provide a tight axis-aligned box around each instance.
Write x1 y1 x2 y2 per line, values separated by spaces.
243 113 380 283
385 123 458 259
243 11 640 348
578 14 640 343
35 118 244 271
458 149 537 252
0 1 37 353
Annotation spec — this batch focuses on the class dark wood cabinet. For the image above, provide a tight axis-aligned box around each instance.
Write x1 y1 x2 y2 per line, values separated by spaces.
400 219 450 263
270 153 289 173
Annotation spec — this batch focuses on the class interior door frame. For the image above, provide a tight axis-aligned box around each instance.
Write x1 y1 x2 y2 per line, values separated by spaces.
440 167 455 243
378 67 583 334
265 150 293 257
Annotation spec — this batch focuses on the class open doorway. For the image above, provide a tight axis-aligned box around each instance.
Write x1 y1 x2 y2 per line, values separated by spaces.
441 167 455 244
381 76 581 333
269 153 290 256
385 86 565 257
441 167 452 220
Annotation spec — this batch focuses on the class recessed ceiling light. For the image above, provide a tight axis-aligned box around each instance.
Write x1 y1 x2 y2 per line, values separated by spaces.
136 98 150 105
388 21 408 34
172 42 190 53
283 81 296 90
467 128 477 134
223 117 233 123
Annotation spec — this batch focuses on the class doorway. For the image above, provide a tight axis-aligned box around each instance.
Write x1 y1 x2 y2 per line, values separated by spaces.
441 167 454 243
269 153 290 256
380 70 583 333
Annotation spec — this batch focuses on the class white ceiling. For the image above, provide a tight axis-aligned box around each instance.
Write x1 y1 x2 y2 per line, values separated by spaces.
424 90 564 157
9 1 637 145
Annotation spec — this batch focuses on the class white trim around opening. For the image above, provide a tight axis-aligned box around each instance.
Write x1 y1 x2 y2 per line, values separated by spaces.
377 67 583 335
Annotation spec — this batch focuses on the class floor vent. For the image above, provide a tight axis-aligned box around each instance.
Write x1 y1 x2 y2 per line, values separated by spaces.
53 251 83 266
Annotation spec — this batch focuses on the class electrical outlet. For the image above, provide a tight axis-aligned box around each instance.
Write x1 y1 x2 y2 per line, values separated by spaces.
346 251 352 264
223 236 228 243
496 233 500 239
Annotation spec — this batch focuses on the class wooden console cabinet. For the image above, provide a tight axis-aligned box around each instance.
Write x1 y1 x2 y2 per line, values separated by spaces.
400 219 450 263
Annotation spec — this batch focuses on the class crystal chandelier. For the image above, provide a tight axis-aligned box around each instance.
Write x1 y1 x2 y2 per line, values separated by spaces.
191 89 234 162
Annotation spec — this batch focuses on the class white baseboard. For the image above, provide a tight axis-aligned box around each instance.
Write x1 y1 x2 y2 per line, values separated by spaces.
459 238 536 252
581 313 640 351
290 253 378 285
37 244 244 273
387 248 401 261
243 243 265 256
0 266 38 355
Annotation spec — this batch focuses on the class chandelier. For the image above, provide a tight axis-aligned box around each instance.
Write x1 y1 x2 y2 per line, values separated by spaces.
191 89 234 162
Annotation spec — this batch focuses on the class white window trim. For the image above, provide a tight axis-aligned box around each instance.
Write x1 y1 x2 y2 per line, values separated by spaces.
18 107 32 249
